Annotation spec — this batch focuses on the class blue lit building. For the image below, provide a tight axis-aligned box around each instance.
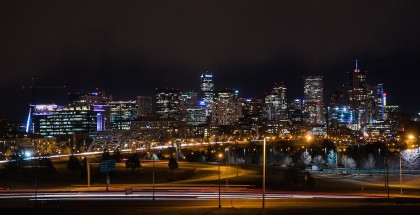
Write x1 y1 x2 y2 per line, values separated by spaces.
29 104 106 136
329 106 356 124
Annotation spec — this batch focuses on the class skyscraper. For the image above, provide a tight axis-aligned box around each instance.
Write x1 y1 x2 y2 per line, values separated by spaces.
348 60 368 130
303 76 324 125
211 88 242 126
367 83 386 123
200 71 215 104
264 82 288 121
155 88 181 120
348 60 368 109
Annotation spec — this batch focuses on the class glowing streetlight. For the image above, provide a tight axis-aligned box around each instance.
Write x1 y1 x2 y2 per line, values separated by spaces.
225 147 229 190
263 137 266 213
408 134 415 140
306 135 313 142
251 138 266 212
218 153 223 208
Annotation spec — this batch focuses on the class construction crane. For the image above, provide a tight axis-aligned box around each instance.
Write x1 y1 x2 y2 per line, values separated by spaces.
22 77 67 133
22 77 67 104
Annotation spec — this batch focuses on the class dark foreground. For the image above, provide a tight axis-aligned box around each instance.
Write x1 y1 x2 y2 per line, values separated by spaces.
1 198 420 215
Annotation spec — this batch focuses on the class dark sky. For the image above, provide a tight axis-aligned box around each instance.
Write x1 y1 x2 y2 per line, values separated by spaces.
1 0 420 122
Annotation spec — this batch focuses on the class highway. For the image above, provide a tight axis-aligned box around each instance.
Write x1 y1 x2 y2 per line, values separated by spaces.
0 189 419 215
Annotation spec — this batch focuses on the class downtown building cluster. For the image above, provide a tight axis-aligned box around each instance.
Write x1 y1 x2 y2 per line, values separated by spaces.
11 60 408 147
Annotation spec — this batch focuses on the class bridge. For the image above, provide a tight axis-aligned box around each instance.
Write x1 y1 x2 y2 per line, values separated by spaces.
87 129 188 152
87 129 175 153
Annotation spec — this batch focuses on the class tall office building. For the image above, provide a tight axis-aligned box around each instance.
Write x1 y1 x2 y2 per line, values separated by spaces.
348 60 369 131
264 82 288 121
288 99 303 124
238 98 264 135
179 91 207 125
303 76 324 125
211 88 242 126
136 96 153 117
200 72 215 104
155 88 181 120
367 83 386 123
108 101 138 131
348 60 368 109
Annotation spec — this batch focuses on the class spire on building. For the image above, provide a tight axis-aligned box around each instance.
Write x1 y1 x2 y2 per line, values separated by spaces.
355 59 359 72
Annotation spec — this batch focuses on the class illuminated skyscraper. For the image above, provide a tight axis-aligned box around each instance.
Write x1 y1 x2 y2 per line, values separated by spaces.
155 88 181 120
239 98 264 136
265 82 288 121
211 88 242 126
303 76 324 125
348 60 368 109
179 91 207 126
348 60 369 130
288 99 303 124
200 71 215 104
367 83 386 123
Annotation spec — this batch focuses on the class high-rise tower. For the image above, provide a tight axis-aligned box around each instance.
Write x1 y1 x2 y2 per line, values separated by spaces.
348 60 368 109
200 72 215 104
155 88 181 120
303 76 324 125
265 82 288 121
348 60 368 130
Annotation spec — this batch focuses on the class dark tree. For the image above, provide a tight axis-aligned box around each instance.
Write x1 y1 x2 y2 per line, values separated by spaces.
67 154 81 174
125 153 141 172
6 151 23 171
39 156 56 175
112 147 122 163
168 156 179 175
101 148 111 161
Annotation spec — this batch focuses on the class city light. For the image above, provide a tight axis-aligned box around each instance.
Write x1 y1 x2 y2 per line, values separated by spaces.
1 2 419 213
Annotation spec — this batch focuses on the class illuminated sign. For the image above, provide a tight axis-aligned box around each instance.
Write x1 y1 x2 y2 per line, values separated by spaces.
93 105 106 112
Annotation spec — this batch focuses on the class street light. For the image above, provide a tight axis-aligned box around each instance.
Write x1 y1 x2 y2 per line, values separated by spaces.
252 137 266 212
218 153 222 208
152 154 155 200
263 137 266 213
225 147 229 190
400 154 403 195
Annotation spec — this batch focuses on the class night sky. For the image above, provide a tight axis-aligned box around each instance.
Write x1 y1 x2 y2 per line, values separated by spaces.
1 0 420 122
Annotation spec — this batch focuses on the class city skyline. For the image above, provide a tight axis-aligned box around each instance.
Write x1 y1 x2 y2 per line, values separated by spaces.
1 1 420 121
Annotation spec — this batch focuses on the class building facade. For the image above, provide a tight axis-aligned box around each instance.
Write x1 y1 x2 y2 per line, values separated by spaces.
155 88 181 120
303 76 324 125
136 96 153 117
30 104 106 136
108 101 138 131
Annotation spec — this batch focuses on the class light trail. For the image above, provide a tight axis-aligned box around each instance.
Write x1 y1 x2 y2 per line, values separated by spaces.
0 191 383 202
